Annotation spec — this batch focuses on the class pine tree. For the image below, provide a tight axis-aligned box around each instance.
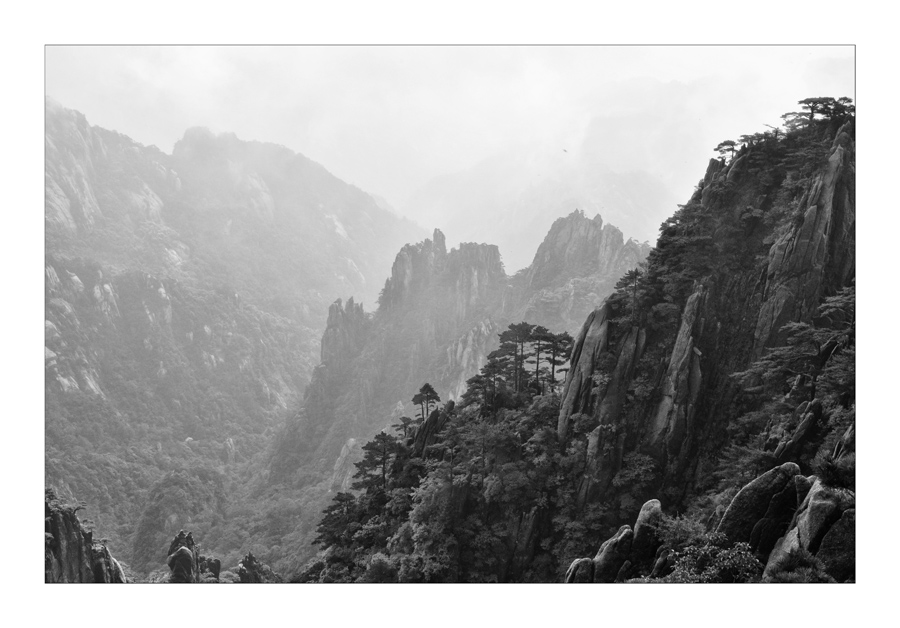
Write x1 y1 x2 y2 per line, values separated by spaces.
352 431 399 493
412 383 441 421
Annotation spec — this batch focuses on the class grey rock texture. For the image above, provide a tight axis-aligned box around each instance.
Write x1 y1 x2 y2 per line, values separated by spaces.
716 462 801 544
45 491 126 583
754 123 855 352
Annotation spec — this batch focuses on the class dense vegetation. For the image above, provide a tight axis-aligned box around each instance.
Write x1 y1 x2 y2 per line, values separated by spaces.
296 97 855 582
46 96 854 582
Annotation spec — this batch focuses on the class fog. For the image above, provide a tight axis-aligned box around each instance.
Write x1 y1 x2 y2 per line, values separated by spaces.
46 45 854 270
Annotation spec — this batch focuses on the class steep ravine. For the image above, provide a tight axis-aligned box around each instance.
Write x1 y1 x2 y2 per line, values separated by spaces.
263 211 648 570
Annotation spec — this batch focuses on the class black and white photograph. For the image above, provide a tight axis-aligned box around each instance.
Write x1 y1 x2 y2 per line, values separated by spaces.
41 42 858 588
14 3 893 617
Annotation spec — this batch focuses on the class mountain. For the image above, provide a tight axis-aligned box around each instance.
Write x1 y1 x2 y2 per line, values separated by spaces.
208 209 648 573
45 96 854 585
296 99 855 583
402 135 675 272
44 100 425 570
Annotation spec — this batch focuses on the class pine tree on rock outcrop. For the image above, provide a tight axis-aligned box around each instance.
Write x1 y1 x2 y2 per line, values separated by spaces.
412 383 441 421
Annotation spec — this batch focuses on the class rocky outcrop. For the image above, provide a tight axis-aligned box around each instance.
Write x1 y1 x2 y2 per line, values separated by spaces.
815 508 854 582
754 123 855 352
767 399 824 463
45 490 126 583
514 210 650 332
166 530 200 583
320 297 370 367
237 552 283 583
646 285 707 461
413 402 455 457
444 319 497 401
557 303 612 442
578 324 646 504
592 525 633 583
762 478 855 583
525 211 648 293
631 499 663 564
199 555 222 582
715 462 801 544
380 229 450 310
565 498 663 583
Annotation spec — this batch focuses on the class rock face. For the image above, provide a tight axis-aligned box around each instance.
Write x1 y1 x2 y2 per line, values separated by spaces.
815 508 855 582
761 477 855 582
754 123 855 352
552 119 855 520
45 490 125 583
646 285 706 462
517 211 650 332
166 530 200 583
716 462 801 544
557 303 612 442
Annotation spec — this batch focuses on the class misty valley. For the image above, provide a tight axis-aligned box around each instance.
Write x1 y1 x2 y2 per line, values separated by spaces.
45 95 855 584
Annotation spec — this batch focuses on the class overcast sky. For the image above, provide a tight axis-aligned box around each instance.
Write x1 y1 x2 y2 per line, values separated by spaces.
46 45 854 234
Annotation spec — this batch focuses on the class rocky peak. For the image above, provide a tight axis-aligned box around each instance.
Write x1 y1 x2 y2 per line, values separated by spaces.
321 297 370 366
525 209 649 292
166 530 200 583
379 233 445 309
379 229 499 312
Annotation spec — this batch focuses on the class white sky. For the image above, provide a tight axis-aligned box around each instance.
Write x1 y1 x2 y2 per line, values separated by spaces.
45 45 854 227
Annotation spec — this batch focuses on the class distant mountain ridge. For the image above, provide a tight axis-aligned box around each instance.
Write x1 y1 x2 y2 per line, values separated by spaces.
260 209 648 572
44 99 425 567
403 137 673 272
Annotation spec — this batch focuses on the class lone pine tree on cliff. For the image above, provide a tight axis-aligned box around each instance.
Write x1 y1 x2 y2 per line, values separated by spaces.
412 383 441 421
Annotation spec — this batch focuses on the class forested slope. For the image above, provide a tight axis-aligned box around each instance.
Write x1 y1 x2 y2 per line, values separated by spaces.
44 100 424 571
297 97 855 583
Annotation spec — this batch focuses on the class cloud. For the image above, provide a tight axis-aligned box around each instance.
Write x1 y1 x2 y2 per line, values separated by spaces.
46 45 855 225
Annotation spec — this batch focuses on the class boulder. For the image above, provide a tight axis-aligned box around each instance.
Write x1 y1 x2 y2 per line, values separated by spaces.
592 525 633 583
816 508 855 582
650 547 673 579
796 480 853 554
748 479 799 555
615 560 633 583
716 462 800 544
166 530 200 583
631 499 663 564
564 558 594 583
762 527 800 581
199 555 221 580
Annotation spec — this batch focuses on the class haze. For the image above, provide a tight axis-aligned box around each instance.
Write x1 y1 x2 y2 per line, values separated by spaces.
45 45 854 270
